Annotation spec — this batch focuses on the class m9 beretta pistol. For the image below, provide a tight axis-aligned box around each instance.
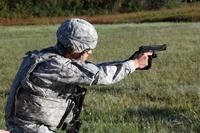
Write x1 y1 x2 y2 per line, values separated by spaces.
129 44 167 70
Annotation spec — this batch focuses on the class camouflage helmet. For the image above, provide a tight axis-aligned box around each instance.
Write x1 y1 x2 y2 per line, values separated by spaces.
56 18 98 53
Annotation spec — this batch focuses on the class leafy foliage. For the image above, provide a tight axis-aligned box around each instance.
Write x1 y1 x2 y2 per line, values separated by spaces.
1 0 199 18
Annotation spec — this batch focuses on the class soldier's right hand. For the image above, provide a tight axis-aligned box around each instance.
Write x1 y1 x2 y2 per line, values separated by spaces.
132 52 152 69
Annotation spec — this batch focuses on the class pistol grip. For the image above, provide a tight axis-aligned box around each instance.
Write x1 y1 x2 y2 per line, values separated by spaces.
140 56 153 70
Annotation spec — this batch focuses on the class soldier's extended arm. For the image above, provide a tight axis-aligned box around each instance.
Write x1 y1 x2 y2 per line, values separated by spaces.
30 44 166 87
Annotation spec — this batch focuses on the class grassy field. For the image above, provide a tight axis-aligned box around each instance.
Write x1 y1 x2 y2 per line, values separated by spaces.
0 22 200 132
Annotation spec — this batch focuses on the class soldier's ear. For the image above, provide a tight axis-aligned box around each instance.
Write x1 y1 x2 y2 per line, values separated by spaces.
64 47 74 54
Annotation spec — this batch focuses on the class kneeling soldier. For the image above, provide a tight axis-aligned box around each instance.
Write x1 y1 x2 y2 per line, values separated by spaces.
5 18 152 133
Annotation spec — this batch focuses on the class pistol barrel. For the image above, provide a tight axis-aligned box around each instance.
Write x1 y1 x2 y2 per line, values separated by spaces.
139 44 167 52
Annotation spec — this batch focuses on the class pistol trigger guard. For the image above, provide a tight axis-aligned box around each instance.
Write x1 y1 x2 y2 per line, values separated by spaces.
152 53 157 58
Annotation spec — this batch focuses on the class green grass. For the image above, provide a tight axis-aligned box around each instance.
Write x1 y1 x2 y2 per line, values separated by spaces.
0 23 200 132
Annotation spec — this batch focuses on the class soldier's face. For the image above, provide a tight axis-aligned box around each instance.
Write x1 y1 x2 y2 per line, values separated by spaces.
80 50 92 63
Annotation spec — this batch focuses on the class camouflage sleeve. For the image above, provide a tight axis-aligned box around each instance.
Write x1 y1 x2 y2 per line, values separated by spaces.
30 58 135 87
60 60 136 85
59 60 136 86
29 57 96 87
96 60 136 85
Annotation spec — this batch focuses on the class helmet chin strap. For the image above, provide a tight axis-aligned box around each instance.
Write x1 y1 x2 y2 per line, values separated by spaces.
63 48 92 63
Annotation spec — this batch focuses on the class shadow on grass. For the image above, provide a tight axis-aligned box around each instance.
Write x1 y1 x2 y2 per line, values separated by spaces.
125 106 186 121
124 106 200 132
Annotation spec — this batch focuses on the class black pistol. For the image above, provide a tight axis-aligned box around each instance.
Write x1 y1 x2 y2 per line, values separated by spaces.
129 44 167 70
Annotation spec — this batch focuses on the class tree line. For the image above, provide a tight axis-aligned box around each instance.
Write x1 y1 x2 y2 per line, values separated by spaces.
0 0 200 18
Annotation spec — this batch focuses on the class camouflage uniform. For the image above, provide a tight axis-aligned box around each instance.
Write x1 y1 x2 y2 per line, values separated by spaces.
5 19 135 133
